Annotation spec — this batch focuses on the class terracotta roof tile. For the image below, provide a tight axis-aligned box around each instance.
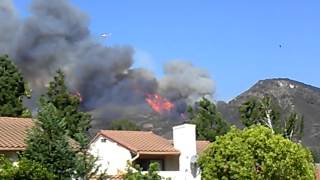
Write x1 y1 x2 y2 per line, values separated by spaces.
99 130 180 155
0 117 33 151
196 141 210 154
316 164 320 180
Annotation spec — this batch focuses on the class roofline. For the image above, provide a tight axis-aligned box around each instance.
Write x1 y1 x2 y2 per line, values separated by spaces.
100 132 139 152
0 116 32 119
90 132 139 153
0 147 25 151
138 151 180 155
89 131 103 145
91 131 181 155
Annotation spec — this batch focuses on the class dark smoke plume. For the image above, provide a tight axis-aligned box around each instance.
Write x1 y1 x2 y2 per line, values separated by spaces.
0 0 215 130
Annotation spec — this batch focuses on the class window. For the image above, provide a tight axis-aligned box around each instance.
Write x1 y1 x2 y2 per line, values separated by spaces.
136 159 164 171
101 138 107 143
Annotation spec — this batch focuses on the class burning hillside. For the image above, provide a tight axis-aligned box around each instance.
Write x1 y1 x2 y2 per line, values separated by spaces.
0 0 215 130
145 93 175 114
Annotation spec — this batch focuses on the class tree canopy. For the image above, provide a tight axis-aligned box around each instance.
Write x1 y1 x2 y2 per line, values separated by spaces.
239 96 280 133
0 155 55 180
0 55 30 117
188 97 230 141
239 96 304 142
198 126 315 180
23 70 101 179
42 70 91 139
23 102 76 179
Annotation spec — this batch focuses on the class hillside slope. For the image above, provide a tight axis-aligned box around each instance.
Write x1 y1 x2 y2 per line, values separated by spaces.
218 78 320 148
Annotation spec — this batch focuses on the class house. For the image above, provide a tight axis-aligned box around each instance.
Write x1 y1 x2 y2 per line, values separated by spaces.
89 124 210 180
0 117 33 162
0 117 210 179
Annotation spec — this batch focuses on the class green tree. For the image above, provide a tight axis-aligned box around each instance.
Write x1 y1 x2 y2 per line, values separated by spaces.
188 97 230 141
32 70 101 179
198 126 315 180
240 96 304 142
45 70 101 179
43 70 91 139
0 55 31 117
283 112 304 142
23 102 76 179
109 119 140 131
239 96 280 133
0 155 55 180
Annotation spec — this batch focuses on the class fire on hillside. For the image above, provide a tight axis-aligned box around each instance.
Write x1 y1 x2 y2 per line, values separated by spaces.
145 93 175 114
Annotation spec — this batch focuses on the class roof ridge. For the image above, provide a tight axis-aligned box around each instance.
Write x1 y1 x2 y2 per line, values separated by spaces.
101 130 153 133
0 116 32 119
98 130 180 154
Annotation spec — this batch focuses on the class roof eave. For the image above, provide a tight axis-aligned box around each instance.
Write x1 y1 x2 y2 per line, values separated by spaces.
0 147 25 151
138 151 180 155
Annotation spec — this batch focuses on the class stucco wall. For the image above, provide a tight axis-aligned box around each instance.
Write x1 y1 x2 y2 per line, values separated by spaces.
89 135 132 175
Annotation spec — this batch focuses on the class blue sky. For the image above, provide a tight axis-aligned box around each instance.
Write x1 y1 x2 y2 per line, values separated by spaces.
13 0 320 101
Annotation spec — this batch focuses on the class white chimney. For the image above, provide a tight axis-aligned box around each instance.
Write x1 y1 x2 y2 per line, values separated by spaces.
173 124 199 179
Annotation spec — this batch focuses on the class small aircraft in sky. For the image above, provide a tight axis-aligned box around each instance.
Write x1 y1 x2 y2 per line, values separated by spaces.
100 33 112 39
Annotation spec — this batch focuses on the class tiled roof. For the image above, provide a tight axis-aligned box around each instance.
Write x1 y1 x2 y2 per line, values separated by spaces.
0 117 79 151
0 117 33 151
98 130 180 155
316 164 320 180
196 141 210 154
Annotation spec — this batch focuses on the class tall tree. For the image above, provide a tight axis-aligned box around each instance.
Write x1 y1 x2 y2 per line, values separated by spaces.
39 70 101 179
23 102 76 179
283 112 304 142
239 96 280 133
0 55 31 117
239 96 304 142
43 70 90 139
188 97 230 142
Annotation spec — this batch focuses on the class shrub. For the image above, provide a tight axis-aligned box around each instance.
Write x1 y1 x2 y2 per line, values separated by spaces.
198 126 315 180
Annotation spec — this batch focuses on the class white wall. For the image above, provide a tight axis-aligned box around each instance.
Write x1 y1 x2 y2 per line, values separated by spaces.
173 124 201 180
89 135 132 175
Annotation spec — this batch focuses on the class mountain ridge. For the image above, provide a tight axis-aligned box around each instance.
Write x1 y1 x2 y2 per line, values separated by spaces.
217 78 320 150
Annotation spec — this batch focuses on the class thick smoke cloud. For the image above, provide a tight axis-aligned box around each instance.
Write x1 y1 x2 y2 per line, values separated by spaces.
160 61 214 102
0 0 19 54
0 0 215 130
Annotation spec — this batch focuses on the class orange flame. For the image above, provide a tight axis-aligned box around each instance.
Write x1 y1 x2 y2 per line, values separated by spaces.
145 93 174 113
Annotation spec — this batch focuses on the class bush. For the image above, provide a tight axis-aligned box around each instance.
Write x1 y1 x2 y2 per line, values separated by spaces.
198 126 315 180
124 162 166 180
0 155 55 180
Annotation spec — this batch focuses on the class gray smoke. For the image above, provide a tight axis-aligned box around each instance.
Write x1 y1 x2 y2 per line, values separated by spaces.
0 0 215 129
160 61 214 113
0 0 19 54
160 61 214 101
